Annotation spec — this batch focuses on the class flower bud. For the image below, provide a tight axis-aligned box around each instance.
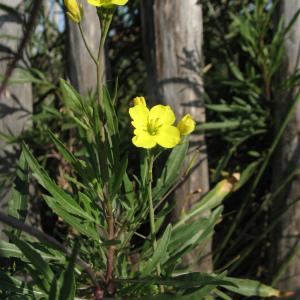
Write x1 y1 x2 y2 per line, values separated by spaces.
177 114 196 135
64 0 82 23
133 96 147 107
87 0 128 7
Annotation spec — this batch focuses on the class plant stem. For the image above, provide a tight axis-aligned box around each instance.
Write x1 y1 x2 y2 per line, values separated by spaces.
96 8 113 122
147 151 163 292
105 205 115 294
78 23 98 65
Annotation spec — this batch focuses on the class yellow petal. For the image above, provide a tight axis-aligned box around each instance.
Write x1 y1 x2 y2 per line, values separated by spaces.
155 126 180 148
86 0 128 7
177 114 196 135
149 105 176 127
129 105 149 129
132 132 156 149
133 96 147 107
111 0 128 5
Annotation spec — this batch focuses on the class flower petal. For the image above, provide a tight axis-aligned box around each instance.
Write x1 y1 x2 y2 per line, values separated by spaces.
132 132 157 149
156 126 180 148
133 96 147 107
86 0 128 6
111 0 128 5
129 105 149 129
177 114 196 135
149 105 176 127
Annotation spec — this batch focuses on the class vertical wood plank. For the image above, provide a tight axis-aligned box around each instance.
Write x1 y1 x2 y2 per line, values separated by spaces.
0 0 32 237
141 0 211 271
272 0 300 295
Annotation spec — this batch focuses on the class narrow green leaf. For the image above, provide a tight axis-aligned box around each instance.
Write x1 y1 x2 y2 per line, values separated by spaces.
59 242 80 300
0 271 45 299
119 272 234 288
197 121 240 131
181 285 216 300
103 87 119 136
142 224 172 276
10 235 54 292
48 130 77 165
43 195 99 241
174 177 237 229
59 79 82 111
123 172 136 205
0 240 23 258
8 151 28 237
222 277 280 297
153 140 189 202
22 143 95 222
205 104 234 113
228 61 245 81
0 240 65 262
109 156 128 200
133 294 174 300
213 289 233 300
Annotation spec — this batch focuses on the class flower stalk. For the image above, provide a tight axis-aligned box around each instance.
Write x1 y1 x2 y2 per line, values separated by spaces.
78 23 98 65
147 151 163 292
96 7 114 119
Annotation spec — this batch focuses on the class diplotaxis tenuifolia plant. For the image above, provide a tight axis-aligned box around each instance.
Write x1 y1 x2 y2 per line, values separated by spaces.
0 0 287 299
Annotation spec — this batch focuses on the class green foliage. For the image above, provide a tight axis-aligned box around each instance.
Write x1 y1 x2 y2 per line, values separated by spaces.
202 0 300 283
0 78 277 298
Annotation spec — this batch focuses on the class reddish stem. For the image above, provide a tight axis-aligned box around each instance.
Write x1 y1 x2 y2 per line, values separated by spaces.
106 211 115 294
94 285 104 300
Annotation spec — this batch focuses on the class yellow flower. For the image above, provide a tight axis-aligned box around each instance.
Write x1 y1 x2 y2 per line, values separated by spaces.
133 96 147 107
177 114 196 135
129 104 180 149
86 0 128 7
64 0 82 23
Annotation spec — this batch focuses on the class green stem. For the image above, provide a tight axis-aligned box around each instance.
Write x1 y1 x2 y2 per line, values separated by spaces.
96 8 113 117
147 153 156 250
147 151 163 292
78 23 98 65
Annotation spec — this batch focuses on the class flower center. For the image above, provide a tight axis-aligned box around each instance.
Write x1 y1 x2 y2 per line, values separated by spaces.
147 118 161 136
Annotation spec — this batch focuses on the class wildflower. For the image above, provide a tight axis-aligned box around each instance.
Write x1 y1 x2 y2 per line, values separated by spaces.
86 0 128 7
129 104 180 149
64 0 82 23
177 114 196 135
133 96 147 107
